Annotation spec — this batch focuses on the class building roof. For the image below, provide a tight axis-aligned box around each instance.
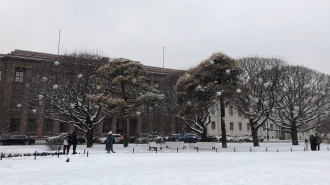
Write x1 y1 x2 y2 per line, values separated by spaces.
0 49 184 75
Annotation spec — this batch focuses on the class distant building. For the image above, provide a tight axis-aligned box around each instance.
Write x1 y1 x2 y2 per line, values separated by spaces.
0 49 281 140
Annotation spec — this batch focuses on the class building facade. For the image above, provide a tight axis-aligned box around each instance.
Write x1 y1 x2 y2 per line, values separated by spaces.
0 49 283 140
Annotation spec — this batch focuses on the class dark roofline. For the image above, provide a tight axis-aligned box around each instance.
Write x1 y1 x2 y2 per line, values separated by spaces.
1 49 185 74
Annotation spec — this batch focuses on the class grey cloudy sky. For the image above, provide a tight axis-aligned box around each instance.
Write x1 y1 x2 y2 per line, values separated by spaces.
1 0 329 73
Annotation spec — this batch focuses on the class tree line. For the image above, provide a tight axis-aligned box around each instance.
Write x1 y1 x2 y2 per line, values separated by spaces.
28 52 330 148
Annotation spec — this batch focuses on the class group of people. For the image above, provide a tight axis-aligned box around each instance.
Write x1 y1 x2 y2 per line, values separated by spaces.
305 133 322 151
62 131 78 155
63 130 116 154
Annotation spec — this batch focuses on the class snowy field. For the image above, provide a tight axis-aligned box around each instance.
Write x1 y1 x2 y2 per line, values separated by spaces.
1 142 330 185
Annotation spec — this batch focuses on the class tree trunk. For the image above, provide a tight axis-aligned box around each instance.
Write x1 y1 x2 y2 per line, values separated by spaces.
291 123 299 145
220 96 227 148
201 123 207 142
86 127 94 148
122 118 129 147
250 119 259 147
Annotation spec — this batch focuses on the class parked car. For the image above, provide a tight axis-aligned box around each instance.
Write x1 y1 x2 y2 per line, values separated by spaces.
0 134 35 145
77 135 86 144
243 135 264 142
113 134 124 144
94 133 107 143
147 132 163 143
167 134 182 141
206 136 217 142
98 133 110 144
163 134 171 141
178 134 199 143
231 135 244 142
134 133 150 144
219 135 232 142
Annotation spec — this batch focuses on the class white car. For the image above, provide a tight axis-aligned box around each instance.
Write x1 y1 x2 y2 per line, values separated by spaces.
97 133 108 144
230 135 244 142
98 133 123 144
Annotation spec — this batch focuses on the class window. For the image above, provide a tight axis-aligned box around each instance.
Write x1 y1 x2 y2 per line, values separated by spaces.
142 121 148 133
238 110 242 117
211 121 216 130
12 90 23 110
210 105 216 116
229 106 233 116
247 123 250 131
230 122 234 130
103 118 112 133
142 104 147 114
0 70 2 81
43 119 53 133
263 127 266 131
59 122 68 133
239 122 242 131
15 68 25 82
10 119 19 132
270 124 273 129
27 119 36 133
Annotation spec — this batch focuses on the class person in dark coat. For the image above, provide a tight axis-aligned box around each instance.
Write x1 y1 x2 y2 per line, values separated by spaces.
105 131 115 153
309 134 316 151
315 133 321 151
71 131 78 154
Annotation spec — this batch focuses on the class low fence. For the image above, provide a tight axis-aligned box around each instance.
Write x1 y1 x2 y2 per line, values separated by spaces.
0 149 90 160
1 146 329 161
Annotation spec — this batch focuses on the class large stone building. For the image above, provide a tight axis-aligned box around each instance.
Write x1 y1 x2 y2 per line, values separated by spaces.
0 49 282 140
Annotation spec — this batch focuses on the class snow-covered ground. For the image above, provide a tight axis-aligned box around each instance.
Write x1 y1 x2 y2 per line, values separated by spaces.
1 142 330 185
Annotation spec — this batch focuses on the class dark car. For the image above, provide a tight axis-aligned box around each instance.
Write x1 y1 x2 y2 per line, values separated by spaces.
243 135 264 142
167 134 182 141
206 136 217 142
178 134 199 143
130 133 149 143
77 135 86 144
94 133 107 142
0 134 35 145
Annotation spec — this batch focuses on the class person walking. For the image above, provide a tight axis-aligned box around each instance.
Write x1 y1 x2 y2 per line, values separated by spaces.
309 134 316 151
105 131 115 153
63 133 71 154
72 131 78 154
315 133 321 151
304 136 309 151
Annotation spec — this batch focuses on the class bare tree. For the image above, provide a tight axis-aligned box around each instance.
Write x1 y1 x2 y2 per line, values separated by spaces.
269 66 330 145
234 57 285 147
29 53 111 148
314 115 330 142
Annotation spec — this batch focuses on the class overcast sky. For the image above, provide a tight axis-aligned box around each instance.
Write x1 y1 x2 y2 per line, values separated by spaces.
1 0 329 73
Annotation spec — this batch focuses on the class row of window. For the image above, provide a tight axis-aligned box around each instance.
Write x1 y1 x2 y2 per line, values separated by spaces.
210 105 242 117
211 121 274 131
9 119 68 133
